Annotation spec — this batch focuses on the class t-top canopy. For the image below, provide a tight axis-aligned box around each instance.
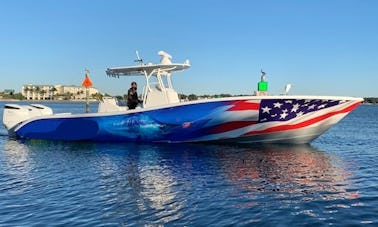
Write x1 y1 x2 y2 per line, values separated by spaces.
106 51 190 77
106 63 190 77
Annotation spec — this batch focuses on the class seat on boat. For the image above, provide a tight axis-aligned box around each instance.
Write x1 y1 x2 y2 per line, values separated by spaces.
98 97 128 113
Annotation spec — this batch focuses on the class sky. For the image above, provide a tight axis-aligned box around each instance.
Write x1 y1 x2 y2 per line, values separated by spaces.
0 0 377 97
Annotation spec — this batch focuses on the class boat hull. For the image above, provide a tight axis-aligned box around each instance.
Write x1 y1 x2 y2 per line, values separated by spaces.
9 96 362 144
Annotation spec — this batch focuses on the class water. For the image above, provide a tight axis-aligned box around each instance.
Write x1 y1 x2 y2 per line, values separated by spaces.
0 102 377 226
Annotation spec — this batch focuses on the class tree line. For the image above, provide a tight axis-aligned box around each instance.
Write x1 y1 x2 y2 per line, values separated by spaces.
115 93 238 101
364 97 378 104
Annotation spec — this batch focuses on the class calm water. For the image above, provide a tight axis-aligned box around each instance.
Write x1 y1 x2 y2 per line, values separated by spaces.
0 102 377 226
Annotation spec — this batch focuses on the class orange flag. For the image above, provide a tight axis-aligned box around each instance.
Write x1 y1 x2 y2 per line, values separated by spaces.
82 73 93 87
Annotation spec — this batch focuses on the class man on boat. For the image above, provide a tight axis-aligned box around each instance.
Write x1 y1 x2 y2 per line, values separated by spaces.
127 81 140 109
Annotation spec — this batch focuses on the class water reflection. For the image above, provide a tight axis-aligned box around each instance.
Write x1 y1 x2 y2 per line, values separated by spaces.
149 143 359 209
3 139 31 166
137 149 184 223
93 144 185 224
0 139 359 225
211 144 358 204
1 139 34 195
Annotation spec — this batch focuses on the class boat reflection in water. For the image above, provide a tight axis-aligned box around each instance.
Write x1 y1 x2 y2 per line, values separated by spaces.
98 144 185 223
2 139 35 196
1 139 359 224
212 144 359 205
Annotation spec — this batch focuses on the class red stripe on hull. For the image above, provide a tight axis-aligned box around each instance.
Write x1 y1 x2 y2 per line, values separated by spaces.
210 121 257 134
227 100 260 111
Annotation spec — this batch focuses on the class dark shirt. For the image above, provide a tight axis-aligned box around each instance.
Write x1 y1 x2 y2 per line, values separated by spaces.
127 87 139 109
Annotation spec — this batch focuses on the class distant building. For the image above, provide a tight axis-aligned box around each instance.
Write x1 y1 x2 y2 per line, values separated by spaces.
21 84 99 100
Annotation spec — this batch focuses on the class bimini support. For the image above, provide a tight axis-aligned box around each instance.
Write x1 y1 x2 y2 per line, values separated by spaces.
105 51 190 108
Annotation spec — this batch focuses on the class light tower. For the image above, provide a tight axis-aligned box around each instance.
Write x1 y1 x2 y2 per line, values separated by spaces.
256 70 268 96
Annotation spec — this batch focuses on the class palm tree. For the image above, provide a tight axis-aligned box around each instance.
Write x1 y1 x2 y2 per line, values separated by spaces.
49 87 57 100
40 90 47 100
80 90 85 99
34 86 41 100
91 92 103 101
188 94 197 101
22 87 29 99
63 92 70 100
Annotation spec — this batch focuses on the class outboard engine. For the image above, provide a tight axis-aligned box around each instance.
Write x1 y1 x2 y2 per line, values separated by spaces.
3 104 53 131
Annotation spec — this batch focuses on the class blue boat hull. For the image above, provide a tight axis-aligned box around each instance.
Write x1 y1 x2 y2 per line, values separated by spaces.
15 100 228 142
12 97 362 143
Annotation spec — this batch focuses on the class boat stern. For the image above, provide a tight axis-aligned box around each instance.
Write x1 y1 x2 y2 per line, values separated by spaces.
3 104 53 132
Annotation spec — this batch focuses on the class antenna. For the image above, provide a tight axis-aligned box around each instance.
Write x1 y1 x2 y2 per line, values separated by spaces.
285 84 292 95
134 50 143 65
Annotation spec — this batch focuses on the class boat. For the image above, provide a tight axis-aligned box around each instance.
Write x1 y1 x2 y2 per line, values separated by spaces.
2 51 363 144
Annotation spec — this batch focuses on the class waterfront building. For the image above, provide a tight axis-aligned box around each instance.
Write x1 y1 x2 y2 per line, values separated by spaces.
21 84 99 100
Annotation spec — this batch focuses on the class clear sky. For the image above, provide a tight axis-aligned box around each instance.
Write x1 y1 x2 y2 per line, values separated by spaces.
0 0 377 97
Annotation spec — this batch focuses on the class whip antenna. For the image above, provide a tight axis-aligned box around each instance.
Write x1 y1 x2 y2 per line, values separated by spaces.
134 50 143 65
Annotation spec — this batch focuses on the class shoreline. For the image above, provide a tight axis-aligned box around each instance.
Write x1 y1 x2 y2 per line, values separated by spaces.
0 99 99 103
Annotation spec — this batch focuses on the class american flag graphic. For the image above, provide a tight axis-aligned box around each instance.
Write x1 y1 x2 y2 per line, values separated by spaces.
196 98 360 141
258 99 341 122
